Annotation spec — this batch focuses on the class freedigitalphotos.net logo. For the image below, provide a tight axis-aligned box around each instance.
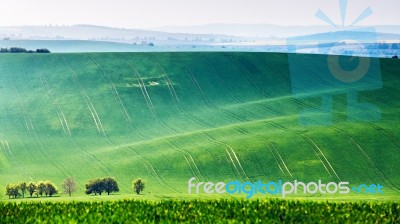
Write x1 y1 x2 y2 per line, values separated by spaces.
188 177 383 199
287 0 382 125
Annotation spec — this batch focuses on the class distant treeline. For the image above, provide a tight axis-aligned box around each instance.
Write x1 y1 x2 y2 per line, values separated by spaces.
0 47 51 53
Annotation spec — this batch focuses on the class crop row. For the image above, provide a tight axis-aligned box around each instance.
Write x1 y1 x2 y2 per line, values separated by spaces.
1 199 399 223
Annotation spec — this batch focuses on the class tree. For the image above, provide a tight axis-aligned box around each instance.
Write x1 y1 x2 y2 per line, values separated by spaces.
36 48 51 53
5 184 12 199
27 182 36 198
5 184 20 199
85 177 119 196
85 180 94 195
392 55 399 59
37 181 46 197
85 179 105 195
62 177 77 196
9 47 27 53
132 178 145 195
18 182 27 198
103 177 119 195
0 47 51 53
44 181 58 197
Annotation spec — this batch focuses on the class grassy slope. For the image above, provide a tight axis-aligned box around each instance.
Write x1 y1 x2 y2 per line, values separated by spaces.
0 52 399 200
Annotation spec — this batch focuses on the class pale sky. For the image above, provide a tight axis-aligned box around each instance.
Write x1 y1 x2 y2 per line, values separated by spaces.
0 0 398 28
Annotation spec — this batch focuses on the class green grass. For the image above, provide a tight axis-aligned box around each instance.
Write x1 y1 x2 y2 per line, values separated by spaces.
0 52 399 202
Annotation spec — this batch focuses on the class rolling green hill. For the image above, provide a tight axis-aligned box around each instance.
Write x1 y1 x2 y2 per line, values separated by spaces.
0 52 399 199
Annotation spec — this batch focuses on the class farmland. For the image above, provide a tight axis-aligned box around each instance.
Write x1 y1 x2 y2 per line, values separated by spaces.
1 199 399 223
0 52 399 200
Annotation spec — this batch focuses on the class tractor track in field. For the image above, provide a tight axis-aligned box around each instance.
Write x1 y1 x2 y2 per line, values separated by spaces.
203 57 262 119
86 54 181 192
165 139 205 181
303 112 400 191
227 55 271 99
252 134 293 180
264 121 341 182
91 54 151 141
327 125 400 192
202 132 250 181
249 55 337 117
0 134 33 181
58 55 143 190
144 53 180 104
269 142 294 179
60 55 158 190
301 112 400 192
361 122 400 153
59 56 113 145
89 56 133 126
326 90 392 121
204 57 247 105
266 143 290 180
217 55 297 118
175 57 252 124
266 118 399 191
32 60 115 178
228 54 312 115
4 57 71 179
143 53 211 129
0 138 13 160
305 137 341 181
125 145 180 193
121 55 180 135
251 55 313 115
252 55 291 85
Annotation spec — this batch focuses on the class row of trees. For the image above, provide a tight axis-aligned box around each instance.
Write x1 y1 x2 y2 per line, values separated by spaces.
84 178 145 195
6 181 58 199
5 177 145 199
85 177 119 195
0 47 51 53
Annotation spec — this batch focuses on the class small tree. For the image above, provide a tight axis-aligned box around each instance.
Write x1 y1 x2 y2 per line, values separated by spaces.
62 177 77 196
18 182 27 198
132 178 145 195
27 182 36 198
103 177 119 195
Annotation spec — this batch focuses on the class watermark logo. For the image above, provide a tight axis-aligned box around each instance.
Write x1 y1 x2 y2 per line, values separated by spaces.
287 0 382 126
188 177 383 199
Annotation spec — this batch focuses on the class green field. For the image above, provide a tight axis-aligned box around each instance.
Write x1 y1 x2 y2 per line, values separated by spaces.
0 52 399 201
1 199 399 223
